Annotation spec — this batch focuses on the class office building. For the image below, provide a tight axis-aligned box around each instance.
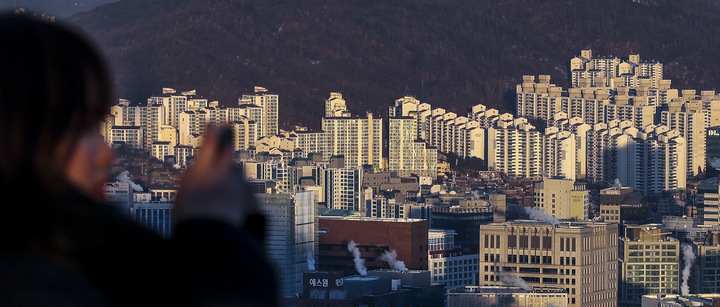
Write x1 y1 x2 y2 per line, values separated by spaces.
533 177 589 220
131 201 174 239
707 126 720 178
447 286 568 307
697 178 720 227
428 229 479 288
256 191 318 298
618 224 680 306
479 220 618 307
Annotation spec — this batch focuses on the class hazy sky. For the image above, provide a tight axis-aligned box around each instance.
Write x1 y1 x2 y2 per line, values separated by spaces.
0 0 117 19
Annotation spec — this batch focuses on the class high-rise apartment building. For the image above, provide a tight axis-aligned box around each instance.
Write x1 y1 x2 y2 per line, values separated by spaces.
479 220 618 307
241 86 279 138
324 166 364 211
661 107 710 176
325 92 350 118
322 113 382 168
543 128 578 181
487 118 543 178
388 117 437 178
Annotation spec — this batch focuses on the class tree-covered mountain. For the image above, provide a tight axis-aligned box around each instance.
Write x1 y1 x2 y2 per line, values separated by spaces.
66 0 720 130
1 0 118 19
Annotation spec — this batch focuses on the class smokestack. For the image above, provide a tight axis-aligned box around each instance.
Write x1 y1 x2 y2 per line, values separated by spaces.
378 249 408 271
523 207 560 226
347 240 367 275
681 244 696 296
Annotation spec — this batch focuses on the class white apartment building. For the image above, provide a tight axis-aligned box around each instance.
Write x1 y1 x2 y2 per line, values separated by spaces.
487 118 543 178
325 92 350 118
108 126 144 148
619 125 687 196
661 100 711 176
321 113 382 168
240 86 279 138
177 109 208 146
388 117 437 178
543 128 577 181
324 166 364 211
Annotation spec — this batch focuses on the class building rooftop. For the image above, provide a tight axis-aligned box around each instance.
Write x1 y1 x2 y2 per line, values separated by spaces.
319 216 426 223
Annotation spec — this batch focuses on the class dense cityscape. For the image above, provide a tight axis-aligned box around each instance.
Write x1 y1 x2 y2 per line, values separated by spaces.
100 49 720 307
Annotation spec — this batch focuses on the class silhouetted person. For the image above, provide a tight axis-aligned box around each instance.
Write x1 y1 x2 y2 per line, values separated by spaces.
0 12 278 307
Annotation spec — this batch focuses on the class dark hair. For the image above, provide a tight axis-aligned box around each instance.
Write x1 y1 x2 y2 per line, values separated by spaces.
0 13 112 188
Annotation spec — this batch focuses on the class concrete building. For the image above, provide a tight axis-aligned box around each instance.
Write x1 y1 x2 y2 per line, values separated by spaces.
428 229 479 288
130 201 174 239
487 118 543 178
256 192 318 298
240 86 279 138
322 113 382 168
618 224 680 306
707 126 720 178
324 166 364 211
447 286 568 307
317 216 429 274
599 186 648 227
108 126 144 149
661 108 710 176
478 220 618 307
388 117 438 178
533 177 589 220
325 92 350 118
691 230 720 295
641 293 720 307
697 177 720 227
543 128 578 181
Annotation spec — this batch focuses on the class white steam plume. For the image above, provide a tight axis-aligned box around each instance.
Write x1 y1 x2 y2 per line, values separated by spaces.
116 170 143 192
498 270 533 291
709 157 720 171
378 249 408 271
347 240 367 275
681 244 696 296
306 251 315 271
613 178 622 189
523 207 560 226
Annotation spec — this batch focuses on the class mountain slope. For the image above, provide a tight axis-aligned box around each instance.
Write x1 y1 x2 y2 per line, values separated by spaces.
67 0 720 129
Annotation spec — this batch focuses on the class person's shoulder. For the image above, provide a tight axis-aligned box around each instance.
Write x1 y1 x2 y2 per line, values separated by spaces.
0 253 112 307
